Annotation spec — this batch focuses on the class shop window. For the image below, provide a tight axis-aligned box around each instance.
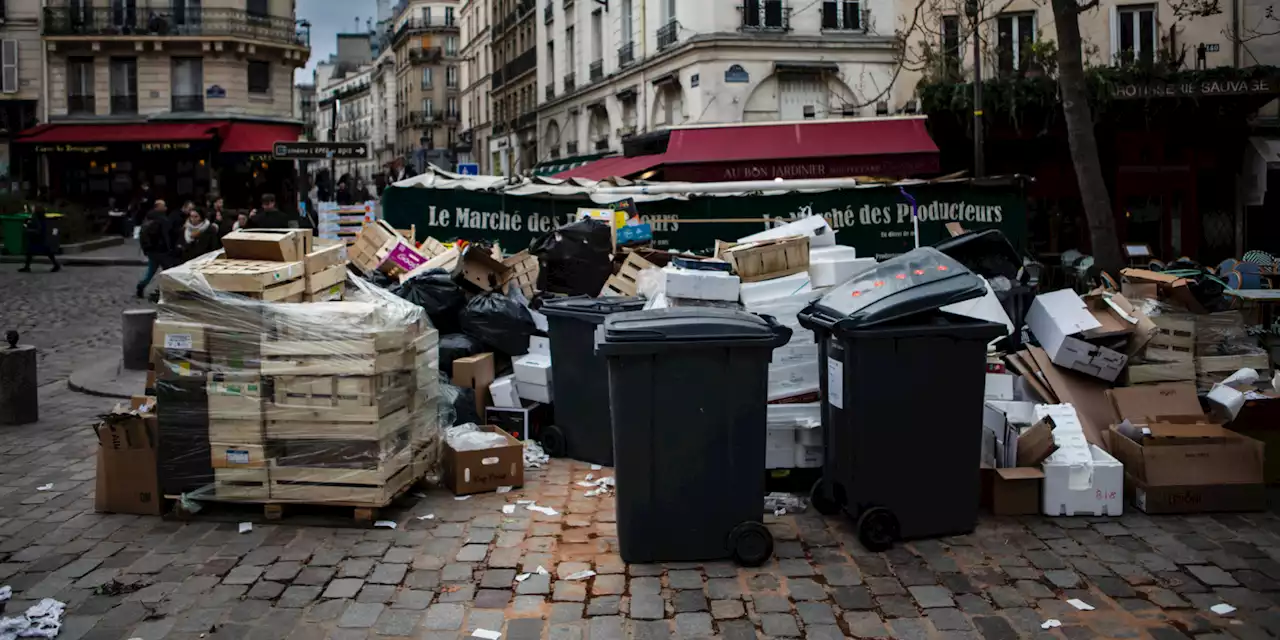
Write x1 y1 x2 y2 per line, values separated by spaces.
1116 4 1156 65
997 12 1035 75
248 60 271 94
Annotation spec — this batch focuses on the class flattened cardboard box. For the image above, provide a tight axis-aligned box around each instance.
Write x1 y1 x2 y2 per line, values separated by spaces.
443 426 525 495
1106 382 1202 424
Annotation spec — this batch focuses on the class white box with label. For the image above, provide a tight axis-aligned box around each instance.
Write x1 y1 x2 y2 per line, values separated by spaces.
1042 444 1124 517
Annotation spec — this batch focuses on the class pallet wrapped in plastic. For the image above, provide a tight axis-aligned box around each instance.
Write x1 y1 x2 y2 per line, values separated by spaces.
152 253 443 507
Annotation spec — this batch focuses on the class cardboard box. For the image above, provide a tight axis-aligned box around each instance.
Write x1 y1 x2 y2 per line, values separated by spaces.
513 353 553 387
153 320 207 352
986 467 1045 516
1017 419 1058 467
1108 424 1265 514
489 374 521 409
1125 359 1196 385
1025 290 1130 382
94 396 162 516
221 229 309 262
452 353 495 416
442 426 525 495
1106 382 1203 424
718 235 811 283
1120 268 1207 313
664 267 741 302
455 246 512 292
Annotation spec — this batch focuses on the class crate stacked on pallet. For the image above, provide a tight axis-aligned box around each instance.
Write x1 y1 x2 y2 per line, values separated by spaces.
304 240 349 302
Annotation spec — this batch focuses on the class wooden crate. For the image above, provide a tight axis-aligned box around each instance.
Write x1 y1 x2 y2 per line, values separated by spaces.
601 252 657 297
1125 359 1196 385
501 251 540 299
265 406 412 440
271 373 411 414
419 236 449 259
269 447 414 504
260 338 415 376
1196 353 1272 388
1143 314 1196 362
719 235 810 283
214 467 270 500
210 443 270 469
194 260 307 301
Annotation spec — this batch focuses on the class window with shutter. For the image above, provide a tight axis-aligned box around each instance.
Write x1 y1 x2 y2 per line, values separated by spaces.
1 40 17 94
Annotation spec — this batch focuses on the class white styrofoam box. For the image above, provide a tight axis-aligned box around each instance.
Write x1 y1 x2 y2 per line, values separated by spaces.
747 296 813 325
794 444 824 468
942 278 1014 346
528 335 551 356
984 400 1037 426
739 215 836 248
1042 444 1124 517
489 375 521 409
796 423 823 447
809 246 877 288
664 267 741 302
985 373 1015 400
767 402 821 424
739 272 813 306
766 426 796 469
516 380 552 403
1026 289 1127 382
513 354 553 386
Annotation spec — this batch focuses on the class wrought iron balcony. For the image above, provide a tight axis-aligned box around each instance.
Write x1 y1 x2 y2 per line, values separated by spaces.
657 20 678 50
66 94 95 115
42 6 310 47
739 2 791 31
409 110 441 126
820 2 869 31
171 94 204 112
518 0 536 18
408 47 443 65
110 94 138 114
392 15 459 45
589 60 603 83
544 3 553 23
618 41 634 67
563 72 575 92
545 83 554 100
505 48 536 81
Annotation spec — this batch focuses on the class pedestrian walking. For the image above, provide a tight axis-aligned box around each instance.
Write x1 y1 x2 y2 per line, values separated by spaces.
178 208 219 263
245 194 290 229
17 206 61 273
136 200 172 298
132 182 154 227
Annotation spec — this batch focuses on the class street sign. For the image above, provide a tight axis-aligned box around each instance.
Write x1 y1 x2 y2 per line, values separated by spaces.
457 163 480 176
272 141 369 160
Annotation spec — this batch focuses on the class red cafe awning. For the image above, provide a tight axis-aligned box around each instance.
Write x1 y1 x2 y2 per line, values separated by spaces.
220 122 303 154
660 117 940 181
554 153 667 181
17 121 227 144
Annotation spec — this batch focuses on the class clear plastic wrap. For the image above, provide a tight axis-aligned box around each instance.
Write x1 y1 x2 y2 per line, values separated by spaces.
1195 311 1267 357
151 251 442 506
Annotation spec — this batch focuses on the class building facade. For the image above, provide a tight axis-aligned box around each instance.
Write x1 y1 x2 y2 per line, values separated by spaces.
25 0 310 207
458 0 492 172
296 83 317 140
0 0 43 193
535 0 897 167
490 0 536 175
371 48 400 169
323 65 377 179
389 0 462 172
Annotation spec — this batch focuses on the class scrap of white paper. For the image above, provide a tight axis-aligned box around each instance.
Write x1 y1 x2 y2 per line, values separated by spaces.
502 505 516 514
1040 619 1061 630
515 573 531 582
773 508 787 516
516 499 534 505
1211 603 1237 615
585 474 594 481
374 520 396 529
591 464 602 471
472 629 502 640
527 505 559 516
564 570 597 581
497 486 512 494
536 566 548 575
417 514 436 520
0 585 11 602
238 522 252 534
455 495 471 501
576 481 596 488
36 484 52 491
1066 599 1094 611
413 492 427 498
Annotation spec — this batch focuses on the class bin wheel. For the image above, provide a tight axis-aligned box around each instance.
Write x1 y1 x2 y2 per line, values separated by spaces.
729 521 774 567
809 478 839 516
540 425 567 458
856 507 900 552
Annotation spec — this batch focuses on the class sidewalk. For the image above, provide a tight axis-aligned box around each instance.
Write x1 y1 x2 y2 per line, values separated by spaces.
0 237 147 266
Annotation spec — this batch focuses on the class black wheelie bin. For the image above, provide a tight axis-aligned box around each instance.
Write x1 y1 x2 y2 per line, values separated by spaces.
596 308 792 566
540 296 646 465
798 247 1005 551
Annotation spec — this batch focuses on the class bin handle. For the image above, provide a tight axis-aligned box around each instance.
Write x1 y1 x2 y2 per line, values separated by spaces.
756 314 794 349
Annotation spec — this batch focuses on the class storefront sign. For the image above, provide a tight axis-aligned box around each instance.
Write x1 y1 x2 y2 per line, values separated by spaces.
35 144 108 154
383 181 1026 259
142 142 192 151
1110 76 1280 99
665 153 941 182
725 64 750 83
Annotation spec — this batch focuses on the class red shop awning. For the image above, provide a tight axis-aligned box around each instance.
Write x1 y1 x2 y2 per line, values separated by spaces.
17 121 227 144
221 122 303 154
554 153 667 181
661 117 940 181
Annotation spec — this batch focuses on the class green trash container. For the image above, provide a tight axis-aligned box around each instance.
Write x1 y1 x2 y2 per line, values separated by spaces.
0 213 29 256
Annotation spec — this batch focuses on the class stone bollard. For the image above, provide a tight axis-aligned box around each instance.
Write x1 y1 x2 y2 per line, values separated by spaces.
122 309 157 371
0 331 38 426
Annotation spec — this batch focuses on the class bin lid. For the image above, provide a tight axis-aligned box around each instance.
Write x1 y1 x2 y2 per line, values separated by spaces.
600 307 777 344
541 295 646 323
810 247 987 328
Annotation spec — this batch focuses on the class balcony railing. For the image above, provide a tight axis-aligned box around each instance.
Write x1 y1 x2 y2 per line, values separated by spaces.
392 15 459 45
504 48 536 82
408 47 443 65
171 94 204 112
820 2 868 31
566 140 578 154
409 110 441 126
545 83 554 100
589 60 603 83
517 112 536 130
594 138 609 151
563 72 575 92
739 2 791 31
618 41 634 67
110 94 138 114
42 6 309 47
445 110 461 122
544 3 553 23
491 67 505 89
67 94 95 115
657 20 678 50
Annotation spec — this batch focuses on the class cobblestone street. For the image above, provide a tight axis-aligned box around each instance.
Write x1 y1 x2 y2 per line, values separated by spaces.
6 268 1280 639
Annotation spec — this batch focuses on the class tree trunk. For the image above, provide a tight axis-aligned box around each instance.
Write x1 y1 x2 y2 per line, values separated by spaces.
1050 0 1125 277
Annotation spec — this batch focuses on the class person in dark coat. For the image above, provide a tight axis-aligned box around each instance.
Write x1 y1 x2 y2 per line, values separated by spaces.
208 197 234 240
18 206 61 272
244 193 292 229
136 201 172 298
178 208 220 263
132 182 154 227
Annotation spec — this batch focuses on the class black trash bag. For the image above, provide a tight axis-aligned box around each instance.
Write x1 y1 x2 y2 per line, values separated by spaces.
391 268 467 333
437 372 482 426
362 269 396 288
439 333 486 373
460 292 537 356
530 218 613 296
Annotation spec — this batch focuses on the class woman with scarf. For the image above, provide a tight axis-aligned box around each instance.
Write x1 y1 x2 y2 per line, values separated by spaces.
177 208 220 263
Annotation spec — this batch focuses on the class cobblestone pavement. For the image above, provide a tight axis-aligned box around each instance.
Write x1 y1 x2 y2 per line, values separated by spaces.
6 270 1280 639
1 262 153 385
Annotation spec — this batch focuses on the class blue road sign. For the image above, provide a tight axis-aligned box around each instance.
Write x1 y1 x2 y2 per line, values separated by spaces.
457 163 480 176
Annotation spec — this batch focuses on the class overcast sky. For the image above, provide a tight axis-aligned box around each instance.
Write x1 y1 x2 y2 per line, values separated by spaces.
295 0 378 84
